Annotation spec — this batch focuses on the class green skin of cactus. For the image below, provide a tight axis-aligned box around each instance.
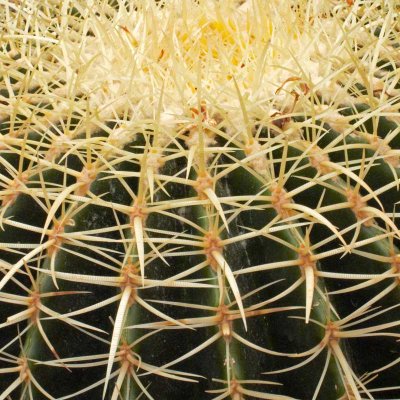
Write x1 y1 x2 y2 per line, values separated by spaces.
1 4 400 400
0 106 399 400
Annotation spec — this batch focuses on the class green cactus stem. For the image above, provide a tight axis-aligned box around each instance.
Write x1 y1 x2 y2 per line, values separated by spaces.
0 1 399 399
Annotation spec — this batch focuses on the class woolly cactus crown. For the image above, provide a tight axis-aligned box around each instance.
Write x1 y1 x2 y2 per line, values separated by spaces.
4 1 398 136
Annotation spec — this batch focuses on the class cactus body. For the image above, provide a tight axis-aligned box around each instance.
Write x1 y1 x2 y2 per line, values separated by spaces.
0 1 400 399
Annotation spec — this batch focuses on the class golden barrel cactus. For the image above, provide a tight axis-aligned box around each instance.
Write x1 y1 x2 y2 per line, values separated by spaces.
0 1 399 399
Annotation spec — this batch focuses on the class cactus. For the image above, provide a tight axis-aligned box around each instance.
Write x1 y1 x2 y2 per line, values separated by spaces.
0 0 400 399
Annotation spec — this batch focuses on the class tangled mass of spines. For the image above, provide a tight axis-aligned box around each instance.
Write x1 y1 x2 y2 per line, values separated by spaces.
0 0 399 399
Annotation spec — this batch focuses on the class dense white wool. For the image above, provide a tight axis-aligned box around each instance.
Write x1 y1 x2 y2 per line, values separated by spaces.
0 0 398 137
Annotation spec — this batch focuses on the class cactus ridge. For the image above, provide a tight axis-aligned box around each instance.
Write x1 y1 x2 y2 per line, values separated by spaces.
0 1 400 399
